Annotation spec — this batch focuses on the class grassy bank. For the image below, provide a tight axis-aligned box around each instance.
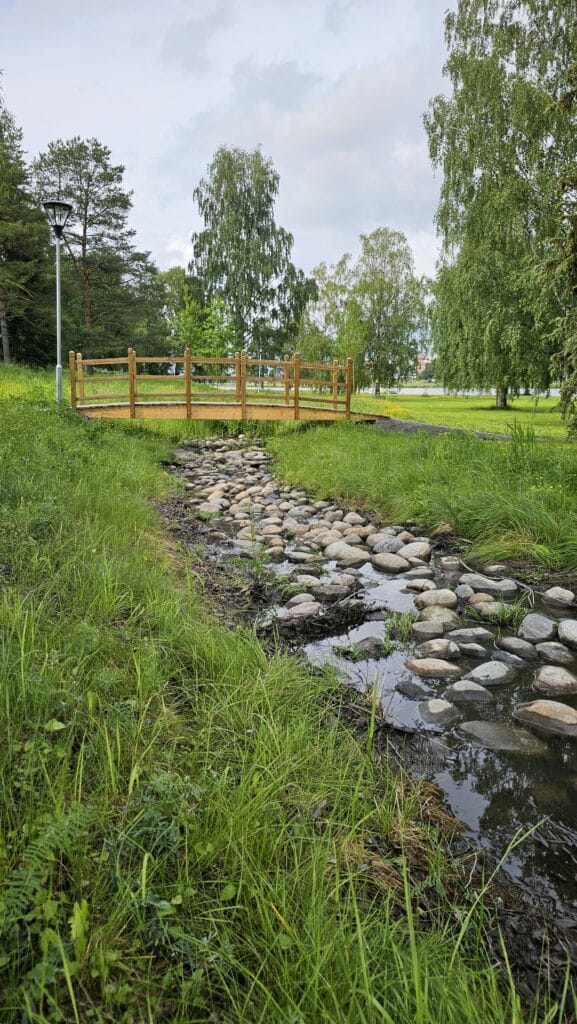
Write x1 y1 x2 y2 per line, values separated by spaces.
0 391 569 1019
269 422 577 577
353 393 564 438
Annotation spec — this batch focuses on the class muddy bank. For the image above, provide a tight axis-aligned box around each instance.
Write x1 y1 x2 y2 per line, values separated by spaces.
162 434 577 1002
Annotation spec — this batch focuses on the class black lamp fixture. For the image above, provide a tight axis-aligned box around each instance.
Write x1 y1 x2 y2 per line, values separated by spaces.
42 198 73 238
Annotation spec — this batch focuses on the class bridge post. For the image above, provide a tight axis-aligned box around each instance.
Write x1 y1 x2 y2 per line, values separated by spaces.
293 352 300 420
332 358 339 411
128 348 136 418
235 351 241 403
345 357 353 419
77 352 85 403
184 348 192 419
284 354 290 406
240 350 247 419
69 351 77 410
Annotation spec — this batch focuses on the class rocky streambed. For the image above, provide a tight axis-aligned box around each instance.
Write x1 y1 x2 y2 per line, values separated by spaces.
167 434 577 933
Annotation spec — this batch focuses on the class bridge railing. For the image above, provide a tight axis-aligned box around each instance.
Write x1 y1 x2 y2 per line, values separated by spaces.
69 349 354 421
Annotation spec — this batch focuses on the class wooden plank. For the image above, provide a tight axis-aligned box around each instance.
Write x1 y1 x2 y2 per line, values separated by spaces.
78 401 375 423
284 354 290 406
69 351 77 410
81 356 129 365
332 358 339 411
240 350 247 419
135 356 184 364
79 392 131 401
81 374 130 383
235 352 241 402
76 352 85 402
300 361 344 372
189 374 233 381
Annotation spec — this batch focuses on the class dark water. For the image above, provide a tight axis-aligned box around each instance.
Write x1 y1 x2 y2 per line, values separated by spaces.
280 560 577 920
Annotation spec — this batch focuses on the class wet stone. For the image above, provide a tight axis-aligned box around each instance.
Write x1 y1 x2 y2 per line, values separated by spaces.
444 680 494 703
277 601 322 620
420 698 460 726
535 642 575 665
496 636 538 661
412 621 445 641
458 573 518 598
371 552 410 573
543 587 575 608
286 593 316 607
314 584 351 602
396 679 430 699
518 613 557 643
405 579 437 593
439 556 461 572
533 665 577 697
458 643 489 659
492 650 529 670
414 588 458 610
459 721 548 755
446 627 494 645
455 584 475 601
324 542 368 566
404 567 434 579
405 657 463 680
417 638 460 659
372 537 406 555
400 541 431 561
464 661 516 686
558 620 577 649
514 700 577 738
418 607 461 630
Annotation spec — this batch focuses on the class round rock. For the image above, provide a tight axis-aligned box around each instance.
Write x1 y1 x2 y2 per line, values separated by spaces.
446 627 493 645
417 638 460 659
418 607 461 630
324 541 368 566
463 661 516 686
518 613 557 643
444 680 494 703
371 552 410 573
458 573 518 598
496 636 538 661
543 587 575 608
492 650 528 669
414 589 458 610
514 700 577 737
419 698 460 726
533 665 577 697
459 720 548 754
405 658 463 680
535 641 575 665
400 541 431 561
557 620 577 649
412 621 445 641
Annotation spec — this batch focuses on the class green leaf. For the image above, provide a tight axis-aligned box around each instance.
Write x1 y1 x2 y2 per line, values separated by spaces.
44 718 66 732
219 883 238 902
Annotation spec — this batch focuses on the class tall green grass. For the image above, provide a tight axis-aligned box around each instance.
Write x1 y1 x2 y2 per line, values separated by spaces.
1 393 571 1019
268 422 577 574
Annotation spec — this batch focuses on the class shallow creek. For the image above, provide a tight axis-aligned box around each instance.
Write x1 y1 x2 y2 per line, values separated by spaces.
169 436 577 927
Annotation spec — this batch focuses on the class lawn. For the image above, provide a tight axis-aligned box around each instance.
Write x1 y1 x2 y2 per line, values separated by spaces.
351 392 565 438
0 370 570 1020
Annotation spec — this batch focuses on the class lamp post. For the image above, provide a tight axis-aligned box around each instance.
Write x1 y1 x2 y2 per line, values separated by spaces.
43 199 73 405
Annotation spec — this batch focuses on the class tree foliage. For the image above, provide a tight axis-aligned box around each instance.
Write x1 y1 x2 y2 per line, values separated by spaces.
0 94 52 364
32 137 167 358
189 146 316 358
425 0 577 408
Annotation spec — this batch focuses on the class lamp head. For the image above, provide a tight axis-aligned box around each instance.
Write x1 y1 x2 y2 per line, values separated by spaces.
43 198 73 238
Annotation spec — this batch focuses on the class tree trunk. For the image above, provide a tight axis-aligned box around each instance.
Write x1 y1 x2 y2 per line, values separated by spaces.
495 386 508 409
0 300 11 364
374 380 380 396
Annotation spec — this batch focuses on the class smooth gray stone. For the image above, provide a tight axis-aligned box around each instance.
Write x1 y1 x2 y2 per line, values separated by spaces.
396 679 429 699
455 584 475 601
414 589 458 610
404 566 434 579
518 613 557 643
535 642 575 665
542 587 575 608
405 657 463 680
458 643 489 659
459 573 518 597
459 720 548 754
533 665 577 696
444 680 494 702
371 552 410 573
492 650 528 669
496 636 538 660
372 537 405 554
464 661 516 686
417 638 460 659
558 620 577 649
401 541 432 560
446 627 493 645
418 607 461 630
419 698 460 726
412 621 444 640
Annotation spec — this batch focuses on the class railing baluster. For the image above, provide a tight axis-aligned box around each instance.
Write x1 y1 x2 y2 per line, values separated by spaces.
77 352 85 403
128 348 136 418
240 350 247 419
345 357 353 419
293 352 300 420
235 351 241 403
284 354 290 406
332 358 339 411
69 351 77 410
184 348 191 419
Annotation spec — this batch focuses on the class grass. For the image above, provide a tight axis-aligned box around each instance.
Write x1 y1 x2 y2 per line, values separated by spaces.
268 421 577 577
352 392 565 439
0 372 572 1019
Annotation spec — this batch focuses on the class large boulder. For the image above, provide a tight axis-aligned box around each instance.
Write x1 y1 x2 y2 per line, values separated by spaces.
514 700 577 737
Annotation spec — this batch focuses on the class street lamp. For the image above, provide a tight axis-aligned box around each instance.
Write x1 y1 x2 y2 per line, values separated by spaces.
43 198 73 405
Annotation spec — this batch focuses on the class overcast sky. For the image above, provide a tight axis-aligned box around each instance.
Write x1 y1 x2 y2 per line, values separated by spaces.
2 0 453 278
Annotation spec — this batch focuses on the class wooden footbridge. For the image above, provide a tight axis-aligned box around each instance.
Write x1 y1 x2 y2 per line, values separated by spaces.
69 349 377 422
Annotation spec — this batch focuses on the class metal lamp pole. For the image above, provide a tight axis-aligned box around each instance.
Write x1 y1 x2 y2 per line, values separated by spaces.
42 199 73 404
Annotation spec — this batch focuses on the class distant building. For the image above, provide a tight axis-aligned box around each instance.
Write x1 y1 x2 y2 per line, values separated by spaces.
416 354 433 375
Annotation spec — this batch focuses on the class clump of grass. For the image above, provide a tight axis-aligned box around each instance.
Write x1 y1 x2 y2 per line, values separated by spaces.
0 373 572 1021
